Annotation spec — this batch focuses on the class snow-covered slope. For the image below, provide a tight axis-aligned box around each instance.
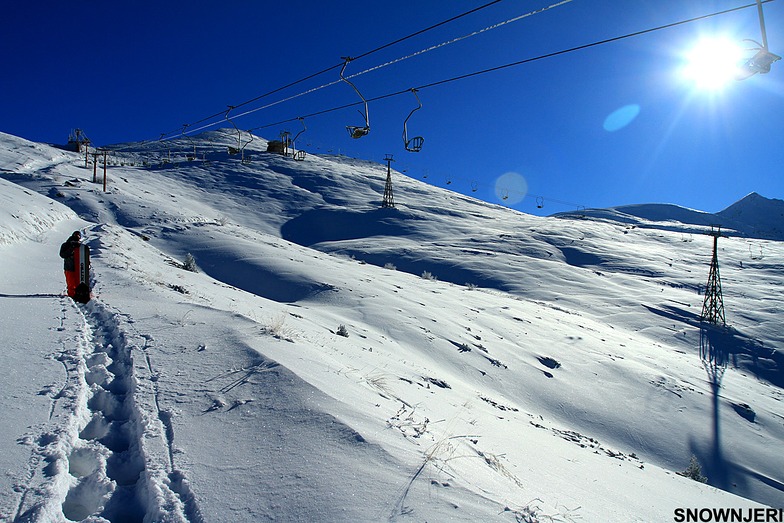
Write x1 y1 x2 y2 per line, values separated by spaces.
1 129 781 522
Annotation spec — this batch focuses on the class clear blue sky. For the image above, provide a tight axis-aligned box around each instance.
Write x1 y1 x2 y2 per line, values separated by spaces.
4 1 783 215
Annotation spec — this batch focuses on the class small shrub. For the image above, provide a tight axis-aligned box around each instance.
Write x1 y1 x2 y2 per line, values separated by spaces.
421 271 437 281
384 262 396 270
183 253 198 272
337 324 349 337
261 313 296 342
682 456 707 483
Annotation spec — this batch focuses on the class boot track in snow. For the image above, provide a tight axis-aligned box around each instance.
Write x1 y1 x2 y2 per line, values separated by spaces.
13 298 202 522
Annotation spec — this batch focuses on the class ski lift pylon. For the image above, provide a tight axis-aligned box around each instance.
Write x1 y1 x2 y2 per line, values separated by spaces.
339 57 370 139
403 88 424 152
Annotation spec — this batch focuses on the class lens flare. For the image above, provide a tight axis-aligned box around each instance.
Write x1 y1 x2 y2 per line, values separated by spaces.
494 172 528 204
603 104 641 132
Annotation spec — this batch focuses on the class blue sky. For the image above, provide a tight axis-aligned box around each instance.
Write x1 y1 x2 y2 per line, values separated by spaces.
4 1 783 215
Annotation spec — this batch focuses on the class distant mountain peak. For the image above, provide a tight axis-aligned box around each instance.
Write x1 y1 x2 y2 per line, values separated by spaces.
720 191 783 214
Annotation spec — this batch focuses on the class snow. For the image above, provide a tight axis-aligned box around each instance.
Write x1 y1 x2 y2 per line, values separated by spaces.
557 193 784 241
0 129 782 522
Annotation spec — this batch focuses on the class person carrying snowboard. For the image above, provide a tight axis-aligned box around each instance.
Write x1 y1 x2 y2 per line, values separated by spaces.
59 230 91 302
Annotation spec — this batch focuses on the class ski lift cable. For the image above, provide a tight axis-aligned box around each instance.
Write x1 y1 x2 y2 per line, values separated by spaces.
252 0 572 120
152 0 507 142
108 0 773 153
345 0 574 83
245 0 775 136
414 0 778 92
161 0 575 141
137 0 775 150
353 0 505 62
348 0 776 88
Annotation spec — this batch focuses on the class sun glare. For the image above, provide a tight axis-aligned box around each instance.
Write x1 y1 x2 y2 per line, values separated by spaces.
681 37 743 91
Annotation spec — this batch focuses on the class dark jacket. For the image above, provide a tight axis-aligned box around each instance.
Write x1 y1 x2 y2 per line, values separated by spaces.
60 236 80 271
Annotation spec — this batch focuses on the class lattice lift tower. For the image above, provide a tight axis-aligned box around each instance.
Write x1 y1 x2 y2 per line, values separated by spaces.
382 154 395 208
701 225 726 326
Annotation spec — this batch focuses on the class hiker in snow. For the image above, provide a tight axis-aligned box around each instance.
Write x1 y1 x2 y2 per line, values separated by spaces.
60 230 85 300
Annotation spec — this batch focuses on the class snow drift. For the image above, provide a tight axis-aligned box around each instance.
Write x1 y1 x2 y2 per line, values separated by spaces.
0 129 781 522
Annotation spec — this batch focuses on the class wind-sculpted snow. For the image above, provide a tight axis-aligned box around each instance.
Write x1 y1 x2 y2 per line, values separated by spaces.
0 129 781 520
0 178 77 245
158 226 339 303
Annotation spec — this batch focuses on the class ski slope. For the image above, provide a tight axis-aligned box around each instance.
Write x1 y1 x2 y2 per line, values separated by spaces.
0 130 782 522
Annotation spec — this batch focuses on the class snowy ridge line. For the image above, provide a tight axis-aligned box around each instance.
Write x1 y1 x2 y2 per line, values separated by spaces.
0 178 77 246
0 133 81 175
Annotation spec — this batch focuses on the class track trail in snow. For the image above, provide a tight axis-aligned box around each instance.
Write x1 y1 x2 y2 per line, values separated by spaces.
57 300 201 522
61 301 146 521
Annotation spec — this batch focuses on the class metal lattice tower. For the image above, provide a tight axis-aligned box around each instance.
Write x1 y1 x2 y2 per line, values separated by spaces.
382 154 395 208
701 226 726 326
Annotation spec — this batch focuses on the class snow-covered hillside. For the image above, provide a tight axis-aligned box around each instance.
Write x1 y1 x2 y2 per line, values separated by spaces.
556 194 784 242
1 129 781 522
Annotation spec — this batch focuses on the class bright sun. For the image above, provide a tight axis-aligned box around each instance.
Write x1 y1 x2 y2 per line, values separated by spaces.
681 37 743 91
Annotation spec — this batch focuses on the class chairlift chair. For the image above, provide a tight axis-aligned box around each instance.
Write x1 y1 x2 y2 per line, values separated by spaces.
403 88 425 152
536 196 544 209
291 117 307 145
290 117 307 161
737 0 781 79
181 124 197 161
225 106 243 155
339 57 370 139
739 43 781 78
241 130 254 164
